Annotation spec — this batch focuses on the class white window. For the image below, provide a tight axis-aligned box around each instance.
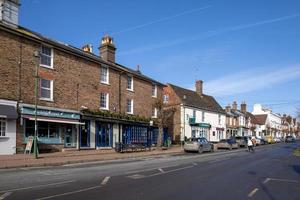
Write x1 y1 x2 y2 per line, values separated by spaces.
152 107 158 118
218 114 221 125
202 111 205 122
40 45 53 68
100 67 109 84
0 118 6 137
100 93 109 110
152 84 157 97
40 79 53 101
127 99 133 114
127 76 133 91
163 94 169 103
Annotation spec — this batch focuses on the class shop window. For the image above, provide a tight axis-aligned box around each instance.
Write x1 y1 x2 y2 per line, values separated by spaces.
25 119 59 139
0 118 6 137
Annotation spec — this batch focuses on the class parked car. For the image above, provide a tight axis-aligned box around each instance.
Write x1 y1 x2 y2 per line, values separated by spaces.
264 136 275 144
217 139 239 150
254 137 261 146
285 136 295 143
235 136 247 147
274 137 282 143
184 137 214 153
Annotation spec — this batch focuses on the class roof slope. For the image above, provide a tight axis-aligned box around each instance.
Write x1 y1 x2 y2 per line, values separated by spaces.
169 84 225 114
253 114 268 125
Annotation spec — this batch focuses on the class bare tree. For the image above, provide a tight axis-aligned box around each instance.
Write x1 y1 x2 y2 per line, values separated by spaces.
153 99 176 149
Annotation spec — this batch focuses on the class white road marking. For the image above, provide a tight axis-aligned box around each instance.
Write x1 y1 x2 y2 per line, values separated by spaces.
147 165 194 178
127 174 146 179
248 188 259 197
263 177 299 184
0 192 12 200
36 185 102 200
193 163 198 166
0 180 75 193
101 176 110 185
158 168 164 173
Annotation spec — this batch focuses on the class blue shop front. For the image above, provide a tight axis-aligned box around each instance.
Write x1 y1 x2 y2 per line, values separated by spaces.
19 104 84 152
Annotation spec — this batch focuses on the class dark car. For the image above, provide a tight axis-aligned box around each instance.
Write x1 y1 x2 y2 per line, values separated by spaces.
235 136 247 147
184 137 214 153
285 136 295 143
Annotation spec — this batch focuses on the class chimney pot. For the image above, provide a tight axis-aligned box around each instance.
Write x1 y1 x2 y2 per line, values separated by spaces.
232 101 237 111
241 102 247 113
82 44 93 53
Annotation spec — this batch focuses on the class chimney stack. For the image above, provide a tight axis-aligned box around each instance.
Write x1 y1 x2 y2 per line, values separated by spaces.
0 0 20 27
195 80 203 96
82 44 93 53
232 101 237 111
225 104 231 112
241 102 247 113
99 35 116 63
136 65 141 74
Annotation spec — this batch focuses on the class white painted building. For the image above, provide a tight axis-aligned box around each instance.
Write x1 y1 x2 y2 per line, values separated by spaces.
0 99 18 155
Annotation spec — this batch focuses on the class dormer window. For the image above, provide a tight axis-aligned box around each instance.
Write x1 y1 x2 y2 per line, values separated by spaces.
40 45 53 69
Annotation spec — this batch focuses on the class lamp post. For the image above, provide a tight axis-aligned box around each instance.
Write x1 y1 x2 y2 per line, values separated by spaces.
33 50 40 159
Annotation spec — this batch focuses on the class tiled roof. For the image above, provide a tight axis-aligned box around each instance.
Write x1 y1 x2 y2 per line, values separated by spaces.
169 84 226 114
253 114 268 125
246 112 259 124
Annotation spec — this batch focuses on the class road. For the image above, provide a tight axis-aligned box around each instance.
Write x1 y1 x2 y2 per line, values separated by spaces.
0 142 299 200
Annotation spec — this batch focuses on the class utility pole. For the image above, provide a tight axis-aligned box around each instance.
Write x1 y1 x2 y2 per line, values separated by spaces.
33 50 40 159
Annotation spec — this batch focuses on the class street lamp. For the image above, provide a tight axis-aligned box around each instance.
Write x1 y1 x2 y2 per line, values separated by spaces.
33 50 40 159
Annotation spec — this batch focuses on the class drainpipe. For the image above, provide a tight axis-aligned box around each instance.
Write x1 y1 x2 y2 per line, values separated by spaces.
118 71 125 143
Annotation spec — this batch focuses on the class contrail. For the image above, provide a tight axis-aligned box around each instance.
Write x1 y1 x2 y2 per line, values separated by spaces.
111 5 211 35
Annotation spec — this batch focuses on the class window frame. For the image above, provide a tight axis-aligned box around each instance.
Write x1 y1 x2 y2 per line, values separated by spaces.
0 117 7 137
202 111 205 122
152 107 158 118
163 94 169 103
40 44 54 69
100 93 109 110
152 84 157 98
100 66 109 84
40 78 53 101
126 75 134 91
126 99 134 114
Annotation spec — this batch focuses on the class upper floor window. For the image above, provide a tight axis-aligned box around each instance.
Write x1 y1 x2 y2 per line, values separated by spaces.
127 76 133 91
127 99 133 114
202 111 205 122
218 114 221 125
163 94 169 103
193 110 196 118
152 84 157 98
40 45 53 68
152 107 158 118
100 67 109 84
40 79 53 101
100 93 109 110
0 118 6 137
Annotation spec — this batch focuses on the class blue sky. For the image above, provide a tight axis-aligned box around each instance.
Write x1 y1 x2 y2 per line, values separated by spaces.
20 0 300 116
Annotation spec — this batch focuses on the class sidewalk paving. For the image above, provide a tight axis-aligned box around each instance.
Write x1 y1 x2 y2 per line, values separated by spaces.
0 146 183 169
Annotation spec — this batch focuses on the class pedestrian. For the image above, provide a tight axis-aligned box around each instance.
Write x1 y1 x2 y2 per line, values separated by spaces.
247 138 254 153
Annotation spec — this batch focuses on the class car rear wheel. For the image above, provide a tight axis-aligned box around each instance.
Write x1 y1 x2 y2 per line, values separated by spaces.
210 145 214 152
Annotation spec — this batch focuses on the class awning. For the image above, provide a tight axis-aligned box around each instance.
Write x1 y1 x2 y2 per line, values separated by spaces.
0 105 18 119
23 116 84 125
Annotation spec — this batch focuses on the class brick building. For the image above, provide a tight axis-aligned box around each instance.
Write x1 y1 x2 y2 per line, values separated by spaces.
163 81 226 143
0 0 164 154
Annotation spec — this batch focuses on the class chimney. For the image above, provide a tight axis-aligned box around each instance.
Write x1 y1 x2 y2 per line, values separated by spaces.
99 35 116 63
225 104 231 112
136 65 141 74
232 101 237 111
0 0 20 27
241 102 247 113
195 80 203 96
82 44 93 53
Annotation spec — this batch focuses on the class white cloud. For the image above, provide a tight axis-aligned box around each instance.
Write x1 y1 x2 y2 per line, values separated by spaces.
204 65 300 96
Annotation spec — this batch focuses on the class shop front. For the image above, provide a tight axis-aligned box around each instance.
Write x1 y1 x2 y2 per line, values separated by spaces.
0 99 18 155
19 104 83 152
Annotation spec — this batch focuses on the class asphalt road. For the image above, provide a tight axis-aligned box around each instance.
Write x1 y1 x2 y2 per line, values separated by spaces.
0 142 299 200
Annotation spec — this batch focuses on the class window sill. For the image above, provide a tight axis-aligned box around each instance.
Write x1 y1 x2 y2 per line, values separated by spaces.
100 107 109 111
127 112 134 115
152 96 157 98
0 136 9 139
40 64 54 69
126 89 134 92
151 116 157 119
100 82 110 86
39 98 54 102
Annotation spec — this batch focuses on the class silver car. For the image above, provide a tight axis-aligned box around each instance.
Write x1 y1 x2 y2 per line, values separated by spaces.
184 137 214 153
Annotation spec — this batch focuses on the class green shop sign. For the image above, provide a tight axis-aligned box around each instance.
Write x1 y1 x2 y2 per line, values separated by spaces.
199 123 211 128
21 107 80 120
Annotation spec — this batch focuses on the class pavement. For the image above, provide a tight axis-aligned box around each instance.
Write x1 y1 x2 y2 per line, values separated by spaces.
0 142 299 200
0 146 183 169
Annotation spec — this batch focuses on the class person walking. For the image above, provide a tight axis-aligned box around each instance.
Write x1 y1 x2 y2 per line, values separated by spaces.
247 138 254 152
